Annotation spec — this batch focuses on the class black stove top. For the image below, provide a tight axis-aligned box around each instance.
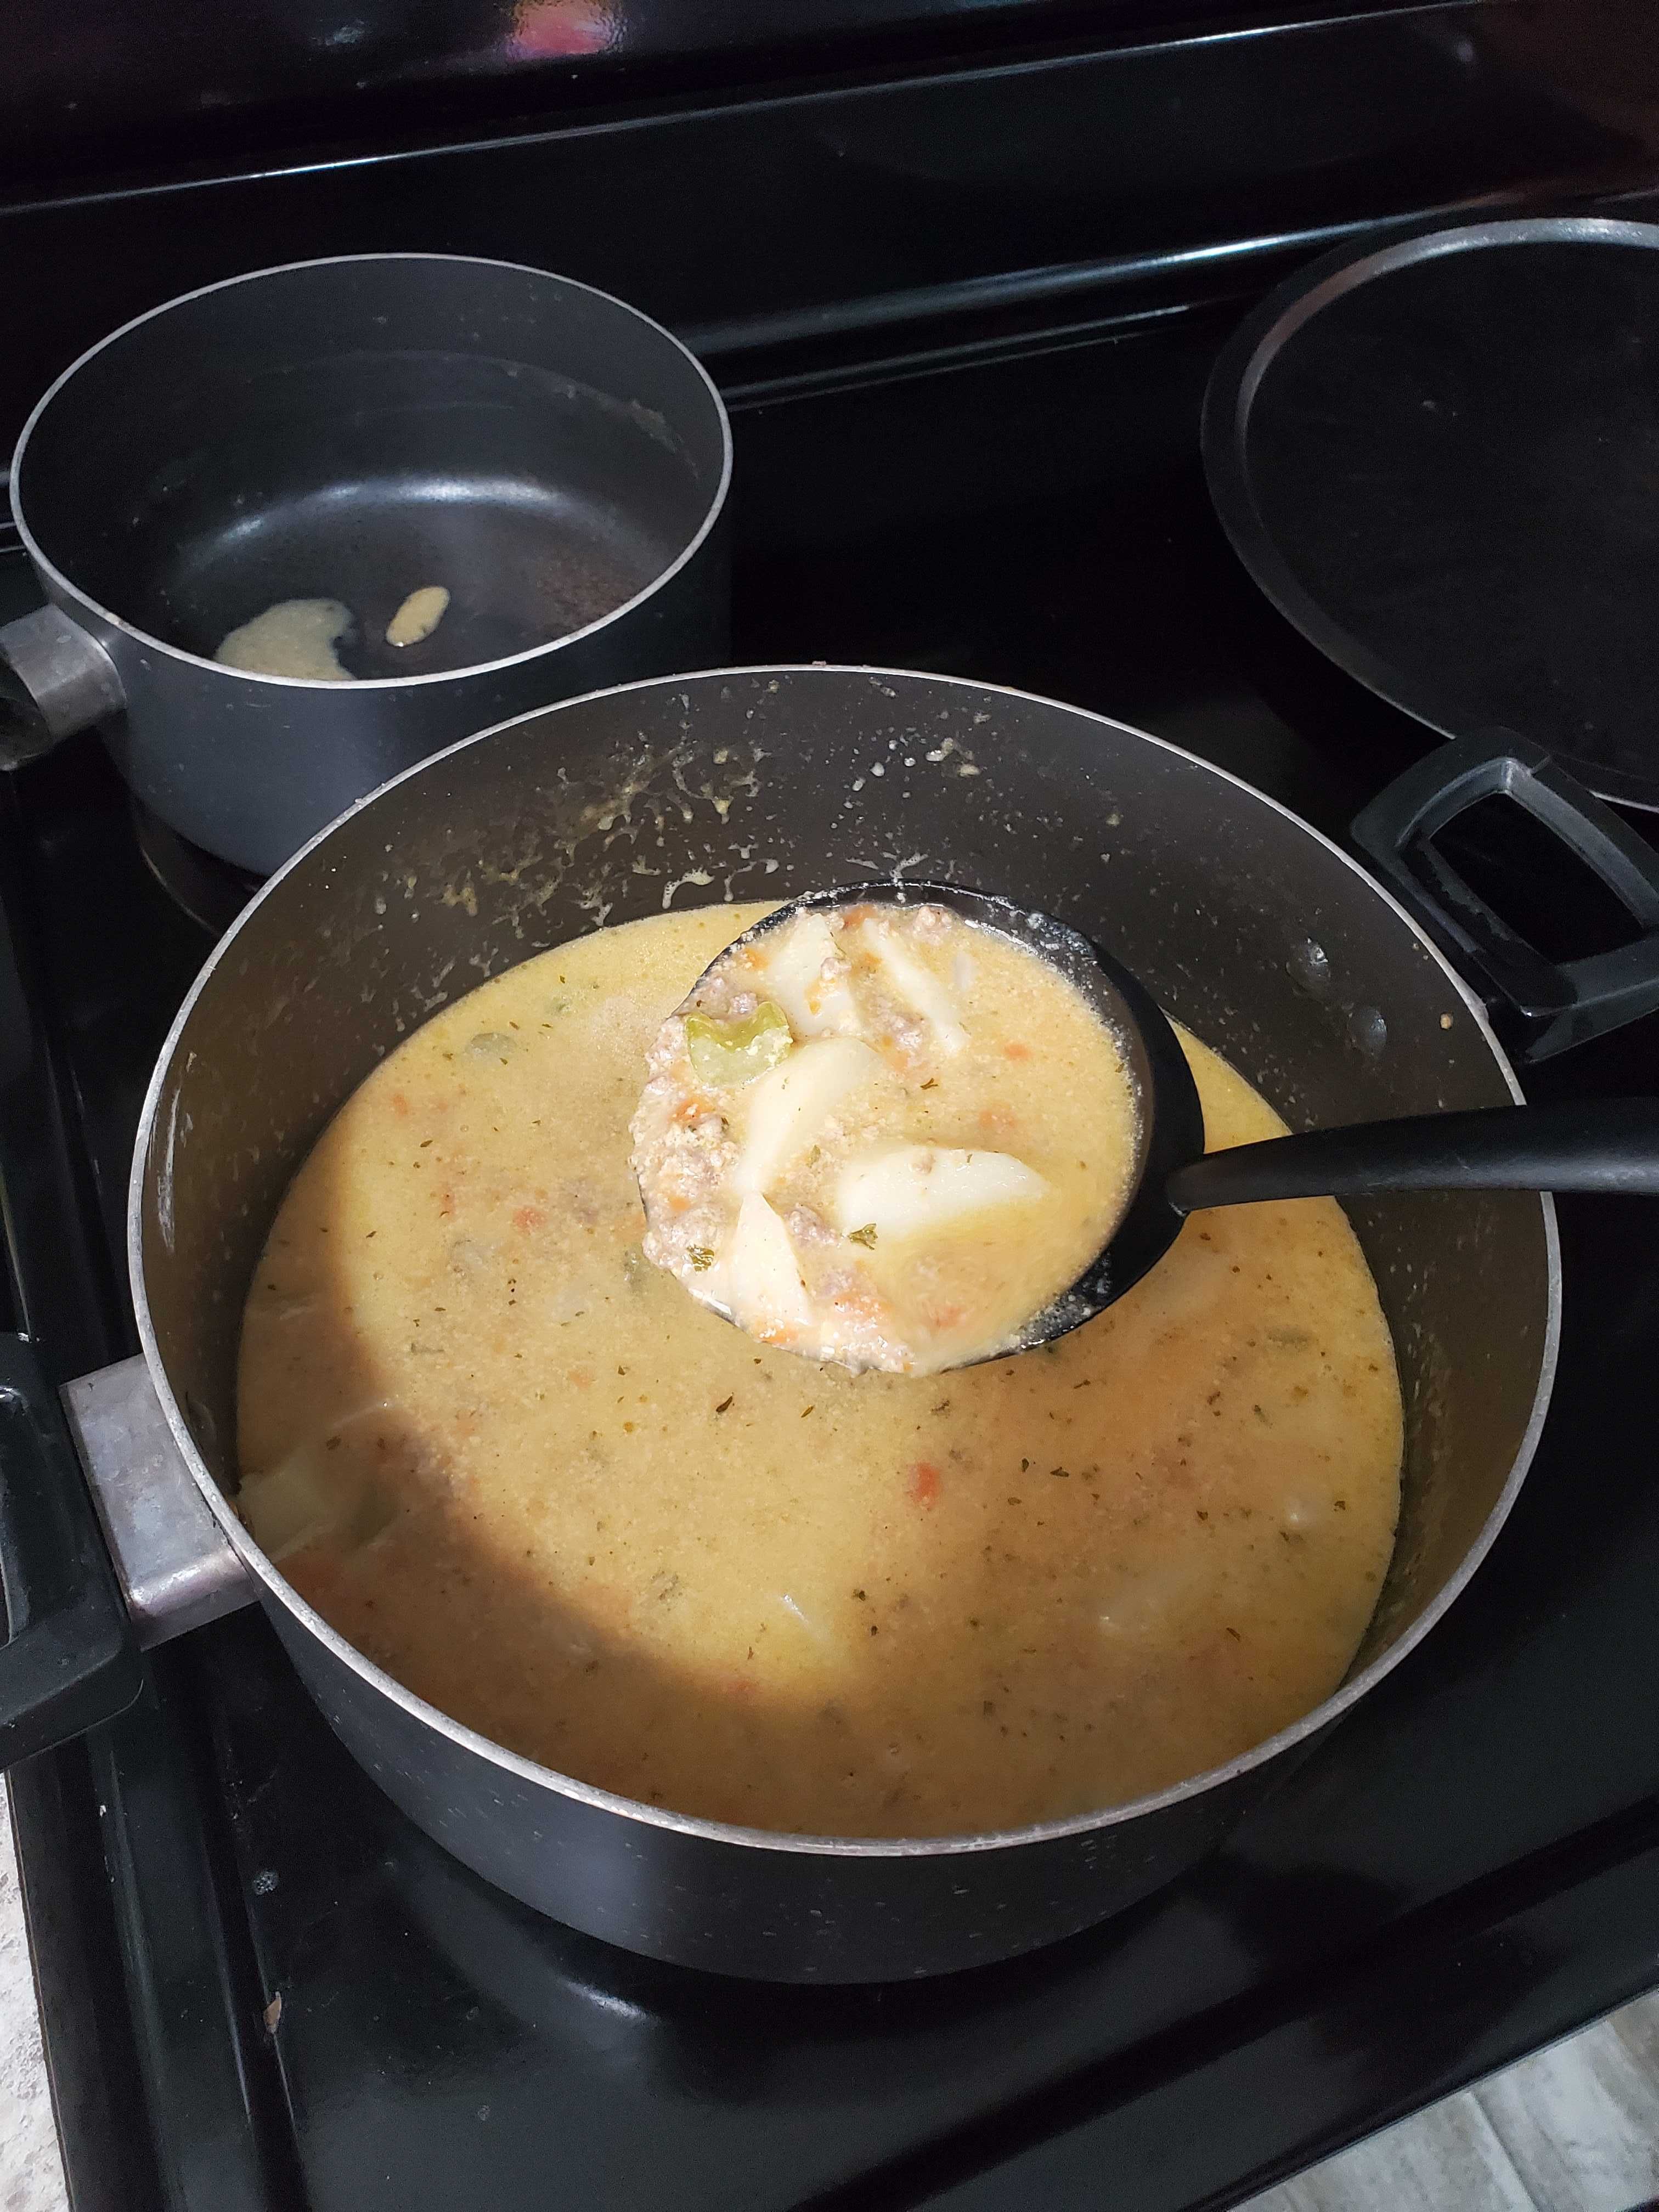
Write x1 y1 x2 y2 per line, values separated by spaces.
7 10 1659 2208
9 313 1659 2212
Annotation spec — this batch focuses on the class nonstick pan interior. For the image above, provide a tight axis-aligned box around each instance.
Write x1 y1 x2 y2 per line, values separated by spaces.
16 256 718 680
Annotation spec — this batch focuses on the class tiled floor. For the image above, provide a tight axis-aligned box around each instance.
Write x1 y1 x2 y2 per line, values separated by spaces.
1244 1995 1659 2212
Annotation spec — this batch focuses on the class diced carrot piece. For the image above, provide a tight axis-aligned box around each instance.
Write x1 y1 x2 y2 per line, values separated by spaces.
908 1460 942 1505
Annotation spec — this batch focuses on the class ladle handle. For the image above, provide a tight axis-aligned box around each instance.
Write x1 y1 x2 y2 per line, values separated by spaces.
1165 1099 1659 1214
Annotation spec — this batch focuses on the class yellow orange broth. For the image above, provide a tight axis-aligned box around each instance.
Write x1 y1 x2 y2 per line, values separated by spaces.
236 902 1403 1838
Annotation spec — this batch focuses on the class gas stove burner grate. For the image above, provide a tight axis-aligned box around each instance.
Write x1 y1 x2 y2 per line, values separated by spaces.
132 802 263 935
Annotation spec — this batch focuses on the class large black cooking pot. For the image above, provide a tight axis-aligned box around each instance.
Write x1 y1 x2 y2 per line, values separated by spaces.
0 256 731 873
9 667 1659 1983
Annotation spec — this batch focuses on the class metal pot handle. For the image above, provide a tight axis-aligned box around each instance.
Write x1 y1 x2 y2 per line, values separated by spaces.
0 1341 255 1770
0 1335 143 1763
0 606 126 768
1351 731 1659 1063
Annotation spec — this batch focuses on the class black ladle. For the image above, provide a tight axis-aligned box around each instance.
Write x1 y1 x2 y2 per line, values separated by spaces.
692 882 1659 1363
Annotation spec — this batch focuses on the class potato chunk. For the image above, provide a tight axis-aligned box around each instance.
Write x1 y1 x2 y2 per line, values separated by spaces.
721 1193 814 1340
832 1144 1047 1242
851 918 967 1054
732 1037 884 1197
754 913 860 1038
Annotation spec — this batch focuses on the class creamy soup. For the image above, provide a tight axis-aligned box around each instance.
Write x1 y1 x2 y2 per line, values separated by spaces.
632 900 1141 1374
236 903 1403 1839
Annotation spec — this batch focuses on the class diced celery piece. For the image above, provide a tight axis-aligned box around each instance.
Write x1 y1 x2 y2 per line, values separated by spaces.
685 1000 794 1087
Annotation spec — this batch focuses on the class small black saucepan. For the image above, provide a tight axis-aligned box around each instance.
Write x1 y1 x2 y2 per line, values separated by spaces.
3 668 1659 1984
0 256 731 873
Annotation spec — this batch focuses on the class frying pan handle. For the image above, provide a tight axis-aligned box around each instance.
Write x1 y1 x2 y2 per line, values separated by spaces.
1351 731 1659 1063
0 606 125 768
0 1335 143 1765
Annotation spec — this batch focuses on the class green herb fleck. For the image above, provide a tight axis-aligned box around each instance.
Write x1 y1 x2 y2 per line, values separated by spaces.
847 1223 879 1249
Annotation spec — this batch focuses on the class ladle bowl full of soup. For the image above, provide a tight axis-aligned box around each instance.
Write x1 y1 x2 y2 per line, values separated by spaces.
126 667 1557 1982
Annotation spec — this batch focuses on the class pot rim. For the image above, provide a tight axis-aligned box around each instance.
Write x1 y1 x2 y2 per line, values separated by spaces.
128 663 1562 1863
10 252 733 692
1201 213 1659 816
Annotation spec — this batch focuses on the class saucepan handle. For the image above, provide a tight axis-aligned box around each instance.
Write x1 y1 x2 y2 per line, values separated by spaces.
0 1334 143 1763
0 1342 256 1770
1351 731 1659 1063
0 605 126 769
